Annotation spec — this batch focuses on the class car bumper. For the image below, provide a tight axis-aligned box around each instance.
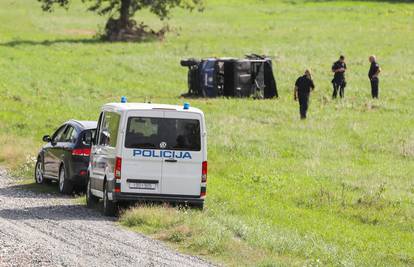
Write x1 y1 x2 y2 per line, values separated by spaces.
68 159 89 186
113 192 204 204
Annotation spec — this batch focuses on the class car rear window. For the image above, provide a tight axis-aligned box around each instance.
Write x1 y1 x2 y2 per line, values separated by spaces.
82 129 96 146
125 117 201 151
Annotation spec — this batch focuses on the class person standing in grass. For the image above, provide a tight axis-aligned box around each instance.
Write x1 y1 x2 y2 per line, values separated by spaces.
294 69 315 119
368 55 381 98
331 55 347 99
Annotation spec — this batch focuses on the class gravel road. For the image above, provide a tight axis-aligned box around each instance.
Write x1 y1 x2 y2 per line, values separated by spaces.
0 169 212 267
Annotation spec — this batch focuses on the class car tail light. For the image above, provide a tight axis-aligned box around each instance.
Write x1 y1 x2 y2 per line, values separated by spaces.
202 161 207 183
72 148 91 156
115 157 122 180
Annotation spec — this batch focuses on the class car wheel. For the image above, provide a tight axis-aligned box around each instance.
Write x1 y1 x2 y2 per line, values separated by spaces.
34 159 45 184
86 177 99 208
58 165 73 195
103 182 117 217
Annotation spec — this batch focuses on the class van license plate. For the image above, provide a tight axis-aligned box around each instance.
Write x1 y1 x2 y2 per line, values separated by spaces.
129 183 156 190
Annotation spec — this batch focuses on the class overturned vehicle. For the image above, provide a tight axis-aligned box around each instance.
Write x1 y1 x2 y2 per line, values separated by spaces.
180 54 278 99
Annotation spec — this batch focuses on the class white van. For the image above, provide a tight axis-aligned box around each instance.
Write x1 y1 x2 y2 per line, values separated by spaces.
86 102 207 216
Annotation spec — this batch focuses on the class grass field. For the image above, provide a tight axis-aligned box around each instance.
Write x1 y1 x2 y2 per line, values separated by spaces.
1 0 414 265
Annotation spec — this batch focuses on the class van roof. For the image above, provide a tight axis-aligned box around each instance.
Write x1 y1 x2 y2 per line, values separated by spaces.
102 102 204 115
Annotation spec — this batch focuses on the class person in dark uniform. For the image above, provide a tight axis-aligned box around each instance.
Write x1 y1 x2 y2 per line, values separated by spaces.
294 69 315 119
331 55 347 99
368 55 381 98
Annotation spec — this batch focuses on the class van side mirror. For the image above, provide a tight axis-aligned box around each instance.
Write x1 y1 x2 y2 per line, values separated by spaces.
42 135 51 142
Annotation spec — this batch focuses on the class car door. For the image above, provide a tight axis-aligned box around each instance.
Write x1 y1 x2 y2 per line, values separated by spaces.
161 111 203 196
49 124 74 178
60 125 78 176
122 110 164 194
90 111 120 192
44 124 67 178
200 59 218 97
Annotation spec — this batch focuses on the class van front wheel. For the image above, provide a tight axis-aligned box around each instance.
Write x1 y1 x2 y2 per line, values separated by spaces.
86 178 99 208
103 182 117 217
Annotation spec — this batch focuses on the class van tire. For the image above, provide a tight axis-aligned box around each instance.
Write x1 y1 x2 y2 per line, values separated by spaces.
103 182 117 217
86 177 98 208
191 202 204 210
58 164 73 195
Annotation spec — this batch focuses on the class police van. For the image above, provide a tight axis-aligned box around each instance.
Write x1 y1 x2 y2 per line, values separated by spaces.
86 101 207 216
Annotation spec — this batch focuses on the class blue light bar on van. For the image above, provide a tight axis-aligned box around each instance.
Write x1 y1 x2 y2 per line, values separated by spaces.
121 96 127 103
183 102 190 110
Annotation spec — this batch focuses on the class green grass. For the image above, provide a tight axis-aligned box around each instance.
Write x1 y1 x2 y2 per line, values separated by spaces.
1 0 414 265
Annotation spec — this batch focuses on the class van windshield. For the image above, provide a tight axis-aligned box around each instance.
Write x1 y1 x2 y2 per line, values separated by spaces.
125 117 201 151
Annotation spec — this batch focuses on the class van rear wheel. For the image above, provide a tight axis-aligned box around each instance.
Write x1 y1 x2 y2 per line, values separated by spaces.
86 177 98 208
103 182 117 217
190 202 204 210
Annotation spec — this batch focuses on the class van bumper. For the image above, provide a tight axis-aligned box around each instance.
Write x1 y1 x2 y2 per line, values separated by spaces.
113 192 204 205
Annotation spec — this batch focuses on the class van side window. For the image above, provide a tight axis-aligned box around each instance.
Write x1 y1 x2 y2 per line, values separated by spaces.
95 112 104 145
99 112 120 147
125 117 201 151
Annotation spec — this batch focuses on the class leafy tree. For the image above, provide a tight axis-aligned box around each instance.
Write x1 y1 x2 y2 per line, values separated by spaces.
38 0 203 41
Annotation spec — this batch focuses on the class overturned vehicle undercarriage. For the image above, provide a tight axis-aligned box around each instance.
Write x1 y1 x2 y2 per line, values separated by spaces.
181 54 278 99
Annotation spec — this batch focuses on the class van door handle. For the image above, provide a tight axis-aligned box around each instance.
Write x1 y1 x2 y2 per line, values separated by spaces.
165 159 177 163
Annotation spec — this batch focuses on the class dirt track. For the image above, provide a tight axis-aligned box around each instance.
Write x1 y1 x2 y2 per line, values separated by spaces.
0 169 212 267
